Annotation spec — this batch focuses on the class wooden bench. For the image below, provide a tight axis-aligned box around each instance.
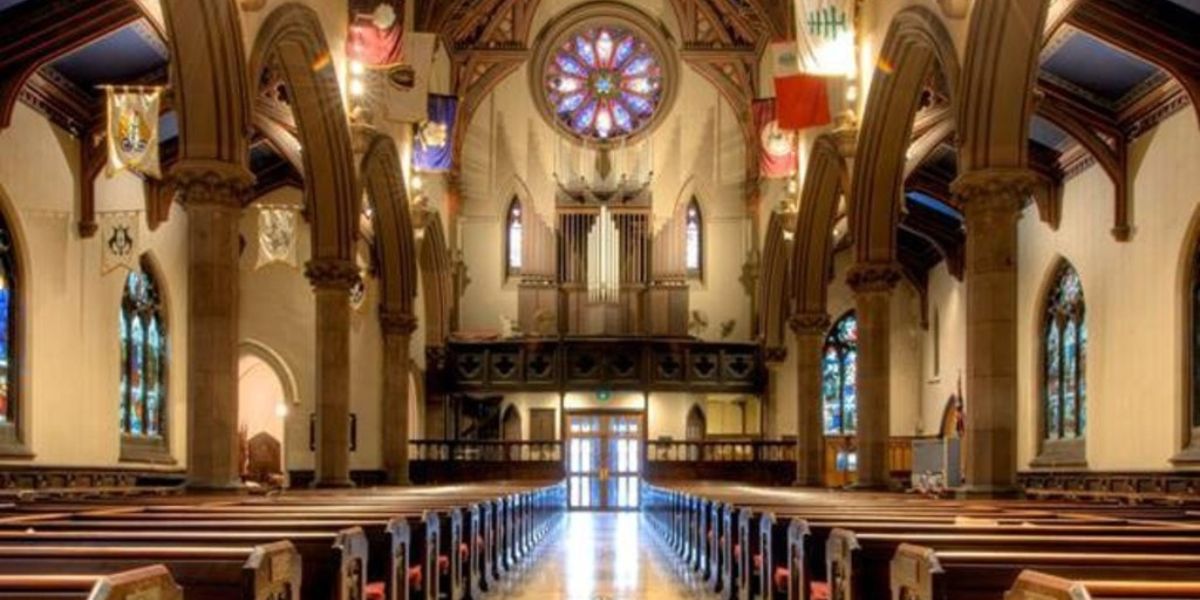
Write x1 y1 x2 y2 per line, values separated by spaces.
1005 569 1200 599
0 565 181 600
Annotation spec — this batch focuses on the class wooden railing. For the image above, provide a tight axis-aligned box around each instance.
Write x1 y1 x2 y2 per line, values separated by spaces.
409 440 563 463
646 440 797 463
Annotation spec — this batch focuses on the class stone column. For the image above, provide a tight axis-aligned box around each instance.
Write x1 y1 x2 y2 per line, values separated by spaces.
791 313 831 487
847 264 901 489
953 169 1035 497
177 163 252 490
380 309 418 485
305 258 360 488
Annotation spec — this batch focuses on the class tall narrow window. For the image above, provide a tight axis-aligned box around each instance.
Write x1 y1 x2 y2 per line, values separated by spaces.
685 199 702 279
121 263 167 444
506 198 523 277
822 312 858 435
1191 246 1200 446
1043 262 1086 441
0 212 19 444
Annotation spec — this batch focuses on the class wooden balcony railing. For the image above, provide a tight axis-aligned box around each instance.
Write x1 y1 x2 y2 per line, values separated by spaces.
646 440 797 463
409 440 563 463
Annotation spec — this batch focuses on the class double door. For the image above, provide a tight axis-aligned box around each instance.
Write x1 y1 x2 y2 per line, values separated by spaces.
566 412 642 510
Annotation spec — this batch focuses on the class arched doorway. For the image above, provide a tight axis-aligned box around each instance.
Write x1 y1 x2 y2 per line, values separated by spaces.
237 345 295 487
502 405 522 441
685 405 705 461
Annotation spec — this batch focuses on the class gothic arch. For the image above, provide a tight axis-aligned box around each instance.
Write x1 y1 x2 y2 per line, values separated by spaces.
238 339 300 409
249 3 358 263
852 5 961 265
1177 204 1200 452
758 211 794 349
360 134 418 319
417 210 454 347
792 134 851 320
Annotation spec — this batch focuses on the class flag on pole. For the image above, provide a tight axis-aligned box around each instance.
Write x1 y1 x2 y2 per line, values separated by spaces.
771 43 832 131
105 87 162 179
795 0 857 77
413 95 457 172
753 99 798 179
347 1 404 67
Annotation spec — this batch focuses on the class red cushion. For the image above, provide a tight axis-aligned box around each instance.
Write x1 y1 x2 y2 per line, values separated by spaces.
365 582 386 600
811 581 831 600
459 543 470 561
438 555 450 574
407 566 422 592
773 567 789 593
733 543 742 559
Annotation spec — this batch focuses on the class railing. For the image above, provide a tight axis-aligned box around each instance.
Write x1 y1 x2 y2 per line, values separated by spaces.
410 440 563 463
646 440 797 463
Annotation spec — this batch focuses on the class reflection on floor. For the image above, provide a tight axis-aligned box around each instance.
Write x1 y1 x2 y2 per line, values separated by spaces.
491 512 710 599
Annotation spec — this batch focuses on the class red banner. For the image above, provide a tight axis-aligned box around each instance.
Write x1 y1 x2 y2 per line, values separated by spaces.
753 99 797 179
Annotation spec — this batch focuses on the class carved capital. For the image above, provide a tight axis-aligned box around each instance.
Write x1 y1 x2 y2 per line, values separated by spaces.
171 160 255 211
379 309 419 336
304 259 360 291
789 313 831 336
846 262 902 294
952 168 1038 217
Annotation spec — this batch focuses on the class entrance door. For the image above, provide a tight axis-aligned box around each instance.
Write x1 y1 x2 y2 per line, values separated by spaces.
566 412 642 510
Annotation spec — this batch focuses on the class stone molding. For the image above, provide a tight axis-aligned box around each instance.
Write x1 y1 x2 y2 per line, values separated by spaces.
846 263 903 294
952 168 1039 213
379 309 419 336
304 259 360 290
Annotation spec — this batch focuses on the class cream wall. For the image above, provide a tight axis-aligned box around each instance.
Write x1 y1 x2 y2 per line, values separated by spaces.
0 104 189 467
920 261 967 435
238 187 387 473
1016 109 1200 471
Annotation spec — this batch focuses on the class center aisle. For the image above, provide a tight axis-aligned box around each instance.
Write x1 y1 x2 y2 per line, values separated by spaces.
492 512 711 599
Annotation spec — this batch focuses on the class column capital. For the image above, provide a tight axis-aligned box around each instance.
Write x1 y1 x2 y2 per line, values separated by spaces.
171 160 255 211
846 262 902 294
304 259 360 291
952 168 1039 213
379 309 419 335
788 312 831 336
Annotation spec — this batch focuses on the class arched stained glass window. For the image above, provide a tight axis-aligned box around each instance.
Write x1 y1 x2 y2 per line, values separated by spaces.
121 264 166 440
685 199 701 278
506 199 523 277
1043 262 1086 441
823 312 858 436
542 24 665 142
0 215 18 430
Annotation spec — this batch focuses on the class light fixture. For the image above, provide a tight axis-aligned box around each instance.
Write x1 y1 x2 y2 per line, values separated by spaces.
349 78 366 97
349 60 365 76
410 174 424 193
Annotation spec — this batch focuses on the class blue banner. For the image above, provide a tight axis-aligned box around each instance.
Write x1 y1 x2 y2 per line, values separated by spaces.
412 94 457 172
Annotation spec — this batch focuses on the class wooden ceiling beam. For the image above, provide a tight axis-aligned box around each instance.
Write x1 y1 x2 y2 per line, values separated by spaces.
0 0 141 130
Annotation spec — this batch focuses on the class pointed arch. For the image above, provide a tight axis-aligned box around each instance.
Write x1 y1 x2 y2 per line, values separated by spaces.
792 134 851 320
1034 257 1087 465
505 197 523 278
852 5 961 265
120 254 171 459
758 210 794 349
249 3 358 262
685 404 706 441
418 210 455 347
685 197 703 279
0 185 28 454
822 310 859 436
361 134 418 317
1178 204 1200 456
501 404 521 441
238 339 300 409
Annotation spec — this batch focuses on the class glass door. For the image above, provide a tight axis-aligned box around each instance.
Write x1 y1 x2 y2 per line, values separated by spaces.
567 412 642 510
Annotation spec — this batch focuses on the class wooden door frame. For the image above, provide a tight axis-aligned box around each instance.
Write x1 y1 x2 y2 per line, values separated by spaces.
563 408 645 511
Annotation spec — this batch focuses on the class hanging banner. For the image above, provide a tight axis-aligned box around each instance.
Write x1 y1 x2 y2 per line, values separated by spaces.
794 0 857 77
383 32 437 124
99 211 140 274
753 98 797 179
256 206 298 269
347 1 405 67
413 94 457 172
105 87 162 179
772 42 832 131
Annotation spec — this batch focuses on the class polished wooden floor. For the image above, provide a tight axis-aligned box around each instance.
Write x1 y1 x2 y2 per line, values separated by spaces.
491 512 711 599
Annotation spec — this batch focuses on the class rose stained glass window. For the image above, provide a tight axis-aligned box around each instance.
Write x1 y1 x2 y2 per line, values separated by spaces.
543 25 665 142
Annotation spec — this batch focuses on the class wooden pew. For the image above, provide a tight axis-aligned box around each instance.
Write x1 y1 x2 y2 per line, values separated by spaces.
1005 570 1200 599
0 565 182 600
0 541 300 600
891 544 1200 600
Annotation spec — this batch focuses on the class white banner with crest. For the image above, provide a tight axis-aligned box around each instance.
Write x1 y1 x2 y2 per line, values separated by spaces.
794 0 857 77
105 86 163 179
100 211 140 274
256 205 299 269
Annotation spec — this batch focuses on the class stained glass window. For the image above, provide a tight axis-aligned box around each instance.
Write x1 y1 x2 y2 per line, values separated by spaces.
506 199 523 276
543 24 665 142
0 218 16 427
1043 262 1086 440
121 265 166 439
822 312 858 436
685 199 702 278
